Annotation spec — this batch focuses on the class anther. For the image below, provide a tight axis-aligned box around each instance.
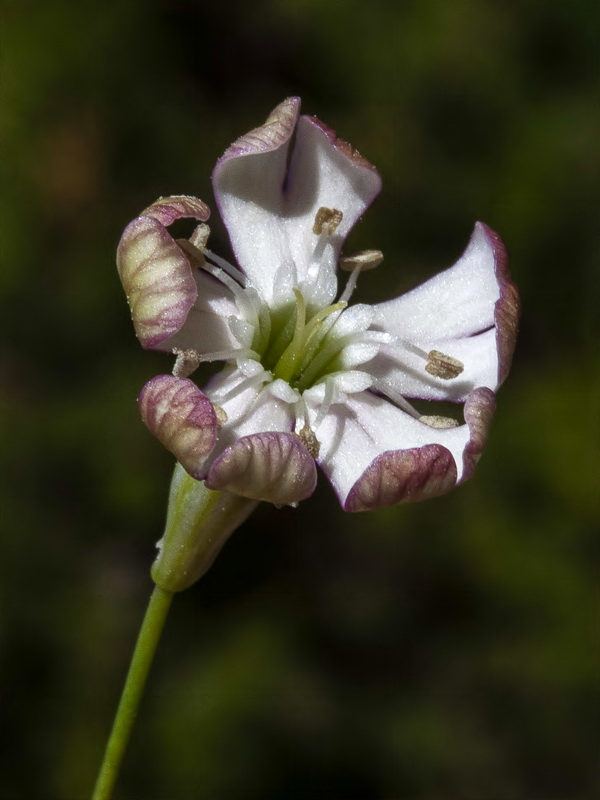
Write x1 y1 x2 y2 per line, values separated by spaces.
313 207 343 236
213 403 228 428
189 223 210 250
419 415 460 429
425 350 464 380
172 348 201 378
295 424 320 458
339 250 384 272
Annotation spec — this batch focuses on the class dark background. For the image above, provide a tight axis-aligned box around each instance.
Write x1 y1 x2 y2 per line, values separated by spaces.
2 0 598 798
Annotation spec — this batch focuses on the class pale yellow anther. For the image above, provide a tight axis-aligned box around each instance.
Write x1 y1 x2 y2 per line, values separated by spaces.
172 348 201 378
419 415 460 429
213 403 228 428
339 249 384 272
189 223 210 250
313 207 343 236
295 424 320 458
425 350 464 380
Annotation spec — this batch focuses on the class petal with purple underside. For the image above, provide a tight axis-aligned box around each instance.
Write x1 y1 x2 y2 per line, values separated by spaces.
484 225 519 384
117 216 197 348
345 445 457 512
205 432 317 505
213 99 382 307
283 116 382 289
212 98 300 301
140 195 210 227
310 387 495 510
138 375 217 479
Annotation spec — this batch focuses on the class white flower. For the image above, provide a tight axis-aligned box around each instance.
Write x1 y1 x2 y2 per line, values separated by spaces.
117 98 519 511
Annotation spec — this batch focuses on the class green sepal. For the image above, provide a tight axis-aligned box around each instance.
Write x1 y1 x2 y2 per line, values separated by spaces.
151 463 258 592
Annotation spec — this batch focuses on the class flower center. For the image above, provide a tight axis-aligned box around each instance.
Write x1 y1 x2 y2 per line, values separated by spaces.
263 289 348 388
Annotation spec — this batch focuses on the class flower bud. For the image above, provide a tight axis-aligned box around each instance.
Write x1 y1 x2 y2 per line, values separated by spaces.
151 464 258 592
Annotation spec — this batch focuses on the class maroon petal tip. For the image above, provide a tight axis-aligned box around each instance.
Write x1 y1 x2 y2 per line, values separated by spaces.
461 386 497 482
116 215 198 349
344 444 458 513
477 223 520 385
138 375 217 479
217 97 301 163
140 195 211 227
206 432 317 506
304 115 382 180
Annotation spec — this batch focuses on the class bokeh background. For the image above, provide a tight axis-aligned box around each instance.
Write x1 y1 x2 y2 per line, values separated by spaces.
2 0 598 798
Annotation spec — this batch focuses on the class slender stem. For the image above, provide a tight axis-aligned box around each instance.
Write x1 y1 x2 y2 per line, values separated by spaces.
91 584 174 800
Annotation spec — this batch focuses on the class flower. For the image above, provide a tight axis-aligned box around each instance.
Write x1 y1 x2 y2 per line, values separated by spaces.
117 97 519 512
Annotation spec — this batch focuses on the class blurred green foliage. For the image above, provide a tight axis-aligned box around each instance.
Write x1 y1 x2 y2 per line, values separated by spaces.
1 0 598 798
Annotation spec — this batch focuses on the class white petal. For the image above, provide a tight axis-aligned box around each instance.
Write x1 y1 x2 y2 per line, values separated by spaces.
205 371 295 468
213 100 381 307
212 98 299 303
369 328 498 402
372 223 500 343
332 303 374 336
339 341 381 369
155 269 240 355
283 117 382 288
310 392 473 506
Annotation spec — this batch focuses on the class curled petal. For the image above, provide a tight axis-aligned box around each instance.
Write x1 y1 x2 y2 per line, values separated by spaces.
140 195 210 227
345 445 457 512
138 375 217 479
482 224 520 384
282 116 382 289
213 98 382 306
220 96 301 160
342 387 497 512
117 195 210 348
117 216 197 348
461 386 496 480
205 432 317 505
370 223 519 401
212 98 300 301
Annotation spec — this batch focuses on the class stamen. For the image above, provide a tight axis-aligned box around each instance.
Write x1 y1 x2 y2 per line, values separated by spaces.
419 415 459 429
209 370 270 404
204 247 248 287
206 266 260 332
195 347 259 364
375 379 422 419
425 350 464 380
338 250 384 304
313 207 343 236
312 378 336 429
213 403 228 428
172 348 201 378
175 238 205 268
189 223 210 250
295 424 320 458
339 250 384 272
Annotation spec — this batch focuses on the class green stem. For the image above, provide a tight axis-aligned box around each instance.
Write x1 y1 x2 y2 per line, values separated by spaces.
91 584 174 800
